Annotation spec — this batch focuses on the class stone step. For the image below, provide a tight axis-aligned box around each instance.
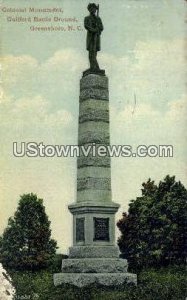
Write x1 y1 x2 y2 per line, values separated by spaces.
54 272 137 287
61 258 128 273
69 245 120 258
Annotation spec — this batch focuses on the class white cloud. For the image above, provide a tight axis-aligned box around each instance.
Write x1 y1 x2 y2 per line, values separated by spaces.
45 109 73 127
110 95 187 147
1 39 186 113
100 39 186 111
0 49 84 103
1 55 38 97
0 94 73 130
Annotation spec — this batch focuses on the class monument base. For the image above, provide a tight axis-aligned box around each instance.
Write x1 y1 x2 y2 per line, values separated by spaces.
54 256 137 287
53 70 137 288
54 272 137 288
68 245 120 258
61 258 128 273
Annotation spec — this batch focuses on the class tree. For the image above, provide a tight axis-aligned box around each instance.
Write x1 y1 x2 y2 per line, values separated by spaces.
117 176 187 270
1 193 57 270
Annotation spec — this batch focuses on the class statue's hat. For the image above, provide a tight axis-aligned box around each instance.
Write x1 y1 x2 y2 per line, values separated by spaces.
87 3 98 11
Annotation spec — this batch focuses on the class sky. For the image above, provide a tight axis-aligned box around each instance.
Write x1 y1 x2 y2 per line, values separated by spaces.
0 0 187 253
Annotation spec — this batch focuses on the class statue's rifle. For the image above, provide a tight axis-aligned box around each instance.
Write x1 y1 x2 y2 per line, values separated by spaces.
94 5 99 55
97 4 99 17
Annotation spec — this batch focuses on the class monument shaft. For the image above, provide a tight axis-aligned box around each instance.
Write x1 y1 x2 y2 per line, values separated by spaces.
77 75 111 204
54 73 137 287
69 74 119 254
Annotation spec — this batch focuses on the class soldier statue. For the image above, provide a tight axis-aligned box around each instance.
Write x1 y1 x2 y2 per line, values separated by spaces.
84 3 104 75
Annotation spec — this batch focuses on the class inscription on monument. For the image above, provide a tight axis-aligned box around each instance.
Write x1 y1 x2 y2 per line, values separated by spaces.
76 218 85 242
94 217 109 241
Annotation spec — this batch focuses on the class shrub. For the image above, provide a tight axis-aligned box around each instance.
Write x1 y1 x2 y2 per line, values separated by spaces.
117 176 187 270
1 193 57 270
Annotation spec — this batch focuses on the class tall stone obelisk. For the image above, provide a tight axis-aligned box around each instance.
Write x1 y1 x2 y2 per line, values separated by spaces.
54 3 136 287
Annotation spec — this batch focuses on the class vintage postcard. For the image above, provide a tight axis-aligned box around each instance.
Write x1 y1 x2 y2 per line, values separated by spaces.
0 1 186 299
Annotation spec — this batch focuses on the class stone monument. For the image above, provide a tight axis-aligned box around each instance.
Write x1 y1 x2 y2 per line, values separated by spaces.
54 3 137 287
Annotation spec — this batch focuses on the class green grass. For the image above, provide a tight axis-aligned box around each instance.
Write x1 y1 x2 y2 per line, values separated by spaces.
8 263 187 300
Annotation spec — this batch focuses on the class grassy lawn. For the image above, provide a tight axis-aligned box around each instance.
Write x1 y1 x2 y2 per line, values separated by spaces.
8 263 186 300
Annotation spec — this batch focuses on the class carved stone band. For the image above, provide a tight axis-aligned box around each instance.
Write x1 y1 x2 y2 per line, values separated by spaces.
77 177 111 191
78 132 110 145
80 99 109 112
80 74 108 90
77 156 110 168
77 166 111 179
80 88 109 101
79 108 109 124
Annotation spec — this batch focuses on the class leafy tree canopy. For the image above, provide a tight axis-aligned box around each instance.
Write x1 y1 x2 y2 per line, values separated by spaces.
0 193 57 270
117 175 187 270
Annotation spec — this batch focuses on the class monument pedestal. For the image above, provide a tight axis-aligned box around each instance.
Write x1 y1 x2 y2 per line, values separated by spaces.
83 68 105 77
54 74 137 287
